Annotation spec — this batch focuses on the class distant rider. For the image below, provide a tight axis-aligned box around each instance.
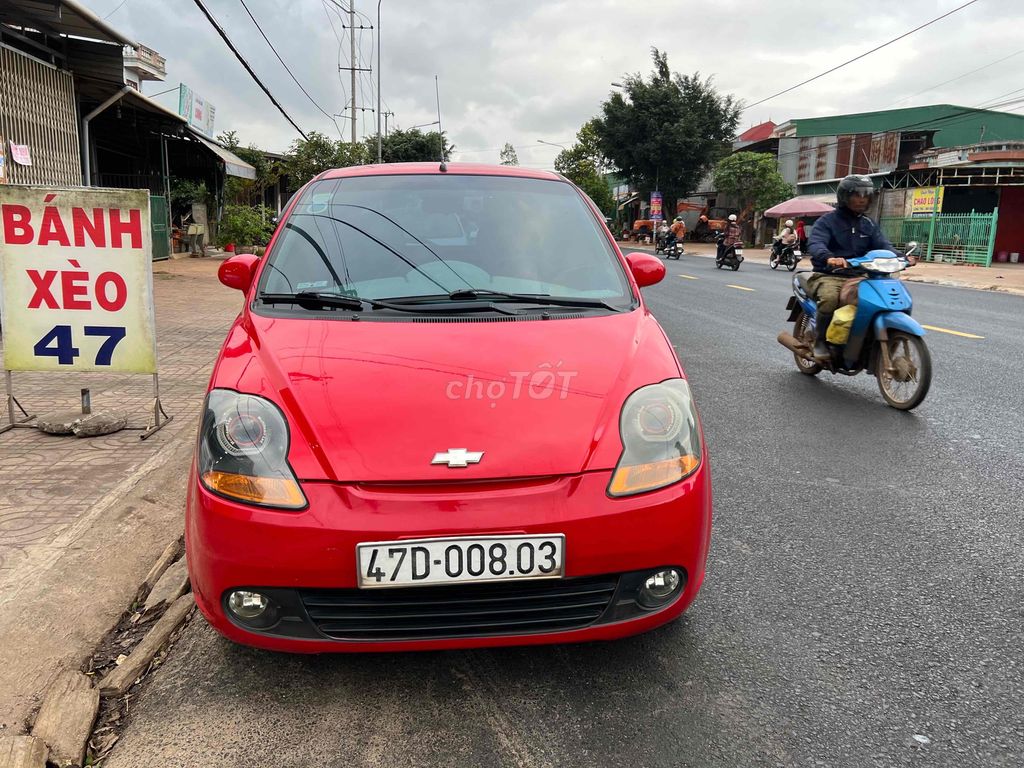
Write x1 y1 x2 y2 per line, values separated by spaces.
718 214 741 259
807 175 914 359
773 219 798 258
666 216 687 251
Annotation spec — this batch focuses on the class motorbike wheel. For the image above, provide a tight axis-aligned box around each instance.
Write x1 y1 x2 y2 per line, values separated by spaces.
769 254 779 270
876 332 932 410
787 259 797 272
731 261 740 271
715 259 723 269
793 311 822 376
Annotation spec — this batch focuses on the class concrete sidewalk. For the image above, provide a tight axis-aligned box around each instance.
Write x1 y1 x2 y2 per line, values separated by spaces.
0 256 240 731
621 240 1024 296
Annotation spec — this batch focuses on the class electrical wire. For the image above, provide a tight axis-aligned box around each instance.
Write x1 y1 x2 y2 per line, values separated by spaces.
883 47 1024 109
238 0 343 138
744 0 981 111
103 0 130 19
190 0 308 138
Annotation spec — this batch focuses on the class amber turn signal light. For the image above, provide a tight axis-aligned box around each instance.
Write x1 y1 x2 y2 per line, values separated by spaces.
608 455 700 497
201 470 306 509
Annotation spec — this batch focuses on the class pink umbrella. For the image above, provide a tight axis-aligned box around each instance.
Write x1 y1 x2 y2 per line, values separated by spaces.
764 197 834 218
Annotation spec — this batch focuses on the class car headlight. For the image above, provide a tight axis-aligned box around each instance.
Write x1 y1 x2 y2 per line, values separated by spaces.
608 379 703 497
198 389 306 509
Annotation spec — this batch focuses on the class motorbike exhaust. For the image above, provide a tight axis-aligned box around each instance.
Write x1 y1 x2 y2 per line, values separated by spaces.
777 331 814 360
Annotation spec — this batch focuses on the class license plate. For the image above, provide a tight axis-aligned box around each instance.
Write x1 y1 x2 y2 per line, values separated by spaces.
735 249 744 256
794 250 802 256
357 534 565 588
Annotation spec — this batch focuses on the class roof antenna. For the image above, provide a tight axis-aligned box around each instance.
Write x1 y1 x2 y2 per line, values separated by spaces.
435 75 447 172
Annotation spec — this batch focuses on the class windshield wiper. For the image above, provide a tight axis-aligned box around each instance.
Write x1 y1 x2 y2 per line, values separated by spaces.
447 288 618 311
258 291 519 315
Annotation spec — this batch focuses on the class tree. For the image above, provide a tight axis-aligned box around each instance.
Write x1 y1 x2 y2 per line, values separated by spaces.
555 120 615 215
712 152 792 221
285 132 370 188
499 142 519 166
216 131 281 207
593 49 741 208
368 128 453 163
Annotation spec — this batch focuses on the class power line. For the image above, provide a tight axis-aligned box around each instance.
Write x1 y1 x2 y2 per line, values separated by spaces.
103 0 130 19
237 0 343 137
190 0 308 139
883 47 1024 109
744 0 981 111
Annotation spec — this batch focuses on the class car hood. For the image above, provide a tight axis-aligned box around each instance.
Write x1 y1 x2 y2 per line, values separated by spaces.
212 309 682 482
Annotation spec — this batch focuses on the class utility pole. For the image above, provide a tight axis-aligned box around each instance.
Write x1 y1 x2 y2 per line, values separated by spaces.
350 1 357 144
376 0 382 162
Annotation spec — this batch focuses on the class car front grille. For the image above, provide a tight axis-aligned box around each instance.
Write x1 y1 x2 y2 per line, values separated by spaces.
298 575 619 641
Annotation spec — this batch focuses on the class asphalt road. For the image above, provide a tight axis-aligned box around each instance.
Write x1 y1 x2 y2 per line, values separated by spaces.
107 256 1024 768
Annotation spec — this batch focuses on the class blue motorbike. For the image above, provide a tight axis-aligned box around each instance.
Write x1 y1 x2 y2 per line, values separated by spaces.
777 245 932 410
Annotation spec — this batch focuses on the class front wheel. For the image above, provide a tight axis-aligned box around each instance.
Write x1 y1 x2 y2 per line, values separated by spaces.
769 254 780 270
787 258 798 272
876 331 932 410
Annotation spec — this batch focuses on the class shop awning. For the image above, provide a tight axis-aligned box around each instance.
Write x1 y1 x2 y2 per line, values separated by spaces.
616 194 640 211
1 0 138 46
193 134 257 180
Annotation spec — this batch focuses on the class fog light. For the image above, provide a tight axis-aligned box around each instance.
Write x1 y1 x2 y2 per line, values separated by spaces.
227 590 270 620
638 569 683 609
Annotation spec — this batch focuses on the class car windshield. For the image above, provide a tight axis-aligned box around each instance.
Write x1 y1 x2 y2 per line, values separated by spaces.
257 173 633 309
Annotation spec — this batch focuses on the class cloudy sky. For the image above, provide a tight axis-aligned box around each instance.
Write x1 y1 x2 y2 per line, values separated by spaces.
104 0 1023 165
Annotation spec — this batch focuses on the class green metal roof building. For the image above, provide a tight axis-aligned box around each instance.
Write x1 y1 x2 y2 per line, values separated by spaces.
787 105 1024 148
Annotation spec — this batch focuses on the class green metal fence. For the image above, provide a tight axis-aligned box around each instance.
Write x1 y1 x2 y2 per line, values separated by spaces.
880 209 998 267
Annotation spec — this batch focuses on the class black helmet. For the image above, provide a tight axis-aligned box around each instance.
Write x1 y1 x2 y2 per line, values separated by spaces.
836 174 875 208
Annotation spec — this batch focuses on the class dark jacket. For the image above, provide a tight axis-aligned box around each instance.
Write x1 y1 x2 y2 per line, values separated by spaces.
808 207 895 273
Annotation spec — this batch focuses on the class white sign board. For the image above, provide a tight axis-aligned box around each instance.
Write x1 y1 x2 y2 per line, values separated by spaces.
178 83 216 138
0 187 157 373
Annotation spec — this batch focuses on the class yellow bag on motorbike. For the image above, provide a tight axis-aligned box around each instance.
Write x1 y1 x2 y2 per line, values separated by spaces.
826 304 857 345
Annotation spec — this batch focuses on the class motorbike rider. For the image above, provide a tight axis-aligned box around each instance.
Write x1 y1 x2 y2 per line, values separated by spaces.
718 214 741 259
807 174 915 359
657 220 670 249
668 215 687 249
772 219 798 257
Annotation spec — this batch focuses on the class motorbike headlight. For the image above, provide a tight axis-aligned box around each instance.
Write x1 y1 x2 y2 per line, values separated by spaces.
608 379 703 497
864 258 901 273
198 389 306 509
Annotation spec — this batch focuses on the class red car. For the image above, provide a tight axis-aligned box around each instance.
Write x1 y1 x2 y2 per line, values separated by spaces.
187 163 711 652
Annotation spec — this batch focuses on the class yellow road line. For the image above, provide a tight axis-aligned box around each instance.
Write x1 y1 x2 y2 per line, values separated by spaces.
921 324 984 339
726 284 756 292
677 274 699 280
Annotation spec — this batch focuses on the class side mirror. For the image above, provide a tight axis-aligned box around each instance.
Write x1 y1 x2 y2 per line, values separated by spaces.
905 241 919 256
218 253 260 293
624 251 666 288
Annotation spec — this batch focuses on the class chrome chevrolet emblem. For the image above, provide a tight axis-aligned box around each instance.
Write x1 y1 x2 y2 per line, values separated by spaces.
431 449 484 468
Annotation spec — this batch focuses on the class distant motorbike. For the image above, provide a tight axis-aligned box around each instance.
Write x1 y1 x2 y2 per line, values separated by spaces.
776 243 931 410
663 238 684 259
769 241 801 271
715 232 743 271
655 231 671 254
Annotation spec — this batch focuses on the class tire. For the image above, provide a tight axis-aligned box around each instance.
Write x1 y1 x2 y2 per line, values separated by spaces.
715 260 723 269
793 311 822 376
769 254 779 270
787 259 797 272
731 261 740 271
876 331 932 410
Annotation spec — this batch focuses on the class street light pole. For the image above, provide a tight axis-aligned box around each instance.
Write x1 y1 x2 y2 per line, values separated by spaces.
376 0 382 163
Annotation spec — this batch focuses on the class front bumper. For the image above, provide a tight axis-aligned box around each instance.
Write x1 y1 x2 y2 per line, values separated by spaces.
186 466 712 652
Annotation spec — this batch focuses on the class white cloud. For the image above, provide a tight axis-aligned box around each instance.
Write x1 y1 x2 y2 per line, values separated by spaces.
105 0 1023 164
